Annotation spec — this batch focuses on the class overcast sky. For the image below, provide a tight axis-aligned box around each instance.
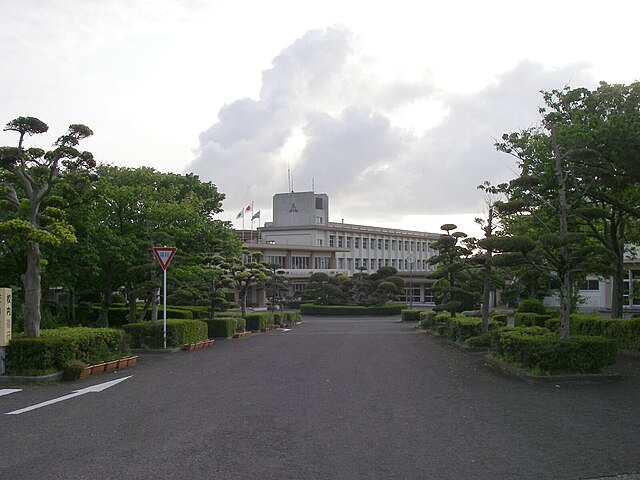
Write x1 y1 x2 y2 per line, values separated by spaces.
2 0 639 237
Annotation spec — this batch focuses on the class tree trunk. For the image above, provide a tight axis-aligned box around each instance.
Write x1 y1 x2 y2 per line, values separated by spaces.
552 128 571 340
610 216 626 318
482 266 491 332
98 283 112 328
22 240 42 337
240 288 248 316
151 287 160 323
125 284 137 323
69 290 76 325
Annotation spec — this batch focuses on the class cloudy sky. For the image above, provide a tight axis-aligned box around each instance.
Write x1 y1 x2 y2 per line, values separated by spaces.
2 0 639 237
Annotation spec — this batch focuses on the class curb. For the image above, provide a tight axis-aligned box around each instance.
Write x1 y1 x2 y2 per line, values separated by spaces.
0 371 64 384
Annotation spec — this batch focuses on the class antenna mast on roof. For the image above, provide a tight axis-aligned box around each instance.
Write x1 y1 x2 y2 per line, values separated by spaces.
288 162 292 193
312 177 315 192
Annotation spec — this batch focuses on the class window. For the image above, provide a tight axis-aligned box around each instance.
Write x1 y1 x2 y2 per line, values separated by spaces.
316 239 323 246
401 287 421 304
291 256 309 269
355 258 361 268
377 239 383 250
346 237 352 248
384 259 390 266
404 241 409 251
315 257 329 269
266 255 286 267
391 240 397 250
579 279 600 291
347 258 354 270
338 258 345 269
355 237 361 249
424 287 434 303
384 239 389 250
316 216 323 224
316 197 323 209
392 259 397 268
362 238 368 249
338 236 344 248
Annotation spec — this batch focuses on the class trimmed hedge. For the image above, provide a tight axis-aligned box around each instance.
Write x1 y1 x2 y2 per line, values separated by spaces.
245 312 275 331
300 304 407 316
143 307 193 321
514 312 554 328
433 316 502 342
491 314 508 325
401 309 422 322
5 327 129 375
122 319 207 348
496 328 617 374
205 318 236 338
517 299 547 315
571 316 640 352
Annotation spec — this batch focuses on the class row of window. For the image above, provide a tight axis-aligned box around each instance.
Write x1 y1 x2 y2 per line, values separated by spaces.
337 257 431 271
329 235 431 253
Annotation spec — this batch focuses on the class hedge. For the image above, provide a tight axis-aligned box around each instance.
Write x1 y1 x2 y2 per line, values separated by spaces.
205 318 236 338
571 316 640 352
122 319 207 348
5 327 129 375
517 299 547 315
401 309 422 322
300 304 407 316
496 328 617 374
245 312 275 331
433 316 503 342
514 312 554 328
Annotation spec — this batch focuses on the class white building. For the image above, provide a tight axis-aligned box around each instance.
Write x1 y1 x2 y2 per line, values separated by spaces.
245 191 440 305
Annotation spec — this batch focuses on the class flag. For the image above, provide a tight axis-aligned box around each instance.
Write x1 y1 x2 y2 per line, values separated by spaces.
251 210 260 220
245 204 252 212
236 209 243 219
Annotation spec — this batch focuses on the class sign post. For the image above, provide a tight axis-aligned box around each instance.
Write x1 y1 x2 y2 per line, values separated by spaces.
0 288 12 375
153 247 176 349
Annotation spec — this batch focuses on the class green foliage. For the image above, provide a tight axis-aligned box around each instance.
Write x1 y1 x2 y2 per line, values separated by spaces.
244 312 275 331
205 318 236 338
401 309 422 322
432 316 503 342
517 299 547 315
300 303 407 316
496 329 617 374
571 315 640 351
490 313 508 325
514 312 554 328
5 327 129 375
122 319 207 348
417 311 438 329
465 332 493 348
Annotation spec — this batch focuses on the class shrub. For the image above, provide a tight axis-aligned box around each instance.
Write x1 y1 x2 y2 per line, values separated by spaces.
205 318 236 338
273 312 286 327
518 299 547 315
122 319 207 348
496 328 617 374
401 309 422 322
514 312 553 328
571 315 640 351
417 311 438 329
285 311 301 324
5 327 129 375
144 307 193 321
465 332 493 348
300 304 407 316
245 313 275 331
490 314 508 325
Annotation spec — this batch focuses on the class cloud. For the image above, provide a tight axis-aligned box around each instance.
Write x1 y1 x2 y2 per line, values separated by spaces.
186 27 595 226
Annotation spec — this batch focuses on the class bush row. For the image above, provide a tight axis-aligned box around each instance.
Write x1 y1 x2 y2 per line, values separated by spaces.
496 328 617 374
571 315 640 352
122 319 208 349
5 327 129 375
300 304 407 316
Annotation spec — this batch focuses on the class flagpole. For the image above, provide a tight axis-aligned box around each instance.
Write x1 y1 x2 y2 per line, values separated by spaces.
250 201 254 242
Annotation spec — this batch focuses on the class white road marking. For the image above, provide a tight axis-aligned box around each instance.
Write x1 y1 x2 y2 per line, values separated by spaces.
5 376 132 415
0 389 22 397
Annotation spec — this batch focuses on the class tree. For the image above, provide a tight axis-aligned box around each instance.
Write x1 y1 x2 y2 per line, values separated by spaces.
262 263 289 311
222 255 269 315
0 117 94 337
427 224 475 317
497 111 614 338
538 83 640 317
301 272 348 306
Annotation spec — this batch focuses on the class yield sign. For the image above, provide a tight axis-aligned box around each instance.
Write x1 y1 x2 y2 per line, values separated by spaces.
153 247 177 270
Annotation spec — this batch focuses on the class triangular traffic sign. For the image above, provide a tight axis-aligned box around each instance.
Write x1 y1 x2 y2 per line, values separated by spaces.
153 247 177 270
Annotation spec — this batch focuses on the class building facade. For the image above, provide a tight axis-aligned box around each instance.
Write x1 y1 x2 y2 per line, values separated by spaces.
245 191 441 305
